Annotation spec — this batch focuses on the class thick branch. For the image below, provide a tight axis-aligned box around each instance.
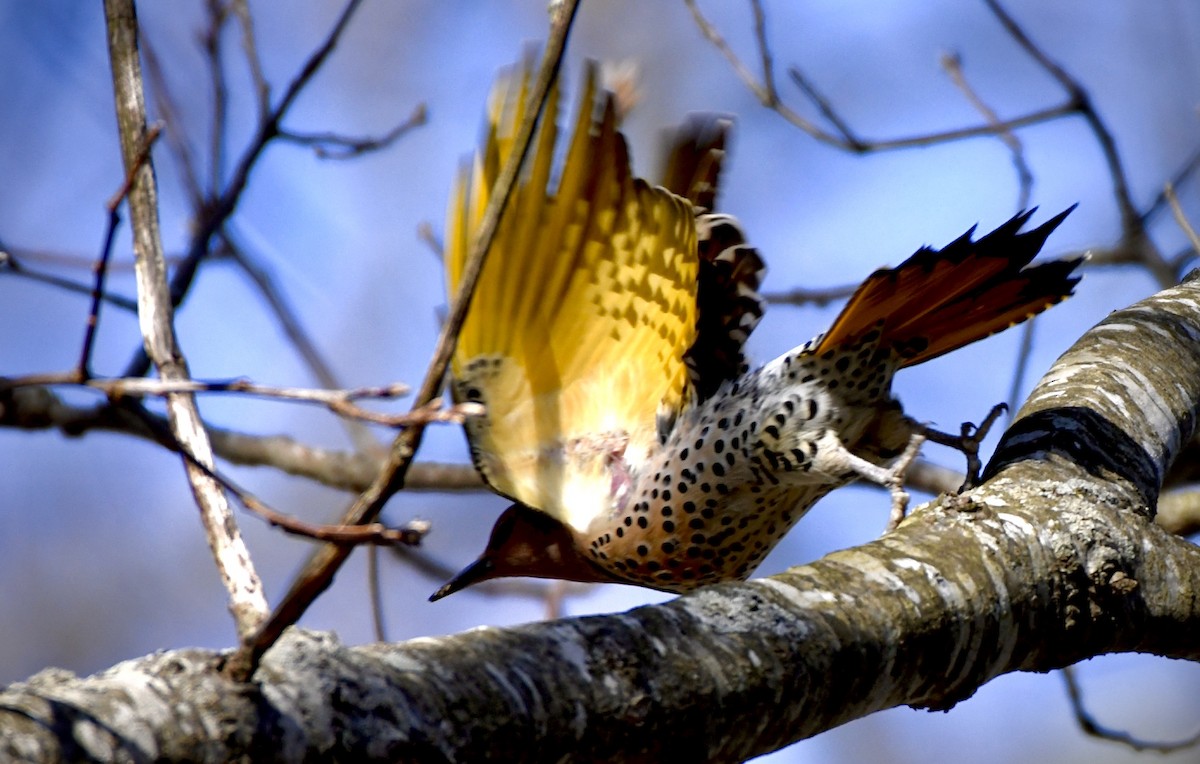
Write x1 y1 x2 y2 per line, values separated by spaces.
5 279 1200 761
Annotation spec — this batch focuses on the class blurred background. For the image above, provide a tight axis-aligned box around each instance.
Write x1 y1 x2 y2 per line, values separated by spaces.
2 1 1199 761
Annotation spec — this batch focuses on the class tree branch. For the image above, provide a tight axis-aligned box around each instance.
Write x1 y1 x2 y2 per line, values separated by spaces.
104 0 268 638
7 249 1200 762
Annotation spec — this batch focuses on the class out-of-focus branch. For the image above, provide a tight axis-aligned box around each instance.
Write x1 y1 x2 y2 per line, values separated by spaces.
104 0 268 638
1157 490 1200 537
689 0 1188 288
280 103 428 159
685 0 1078 152
121 0 368 379
1061 665 1200 752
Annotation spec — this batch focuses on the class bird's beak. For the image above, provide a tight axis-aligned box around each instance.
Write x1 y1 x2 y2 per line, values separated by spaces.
429 556 495 602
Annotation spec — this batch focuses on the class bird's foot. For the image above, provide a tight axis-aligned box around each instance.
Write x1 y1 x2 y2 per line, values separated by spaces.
811 430 926 532
919 402 1008 491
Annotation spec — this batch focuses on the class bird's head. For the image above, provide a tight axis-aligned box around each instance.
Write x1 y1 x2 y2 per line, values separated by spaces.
429 503 609 601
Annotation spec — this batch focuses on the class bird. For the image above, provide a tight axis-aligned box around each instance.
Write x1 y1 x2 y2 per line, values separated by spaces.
431 60 1081 600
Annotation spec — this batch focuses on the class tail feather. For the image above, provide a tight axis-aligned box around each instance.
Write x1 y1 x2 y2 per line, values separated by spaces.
815 206 1081 368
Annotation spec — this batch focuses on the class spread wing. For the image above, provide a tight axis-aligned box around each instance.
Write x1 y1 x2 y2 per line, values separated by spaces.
659 115 767 402
445 61 700 525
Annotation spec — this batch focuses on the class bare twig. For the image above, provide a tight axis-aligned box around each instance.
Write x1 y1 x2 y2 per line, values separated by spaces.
202 0 231 195
0 382 488 493
104 0 268 637
763 282 857 307
417 221 444 261
141 36 205 209
216 232 380 453
122 0 369 379
941 51 1033 210
0 252 140 311
230 0 585 679
1061 665 1200 752
685 0 1079 152
1143 147 1200 225
280 103 428 160
231 0 271 118
119 399 430 549
1006 319 1037 415
1166 183 1200 255
981 0 1175 287
78 123 164 380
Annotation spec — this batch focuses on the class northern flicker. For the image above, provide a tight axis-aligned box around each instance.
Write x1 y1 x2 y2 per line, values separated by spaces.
431 61 1081 600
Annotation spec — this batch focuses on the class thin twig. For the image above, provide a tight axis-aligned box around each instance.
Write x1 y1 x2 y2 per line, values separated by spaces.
368 545 388 642
0 254 140 311
1061 665 1200 752
417 221 444 261
231 0 271 118
1143 146 1200 225
280 103 428 160
1005 319 1037 416
79 123 164 380
122 0 368 379
940 51 1033 210
217 232 379 453
982 0 1174 287
0 382 488 494
763 283 857 307
229 0 585 680
119 399 430 548
1165 183 1200 255
203 0 230 196
104 0 268 637
685 0 1080 153
141 35 206 209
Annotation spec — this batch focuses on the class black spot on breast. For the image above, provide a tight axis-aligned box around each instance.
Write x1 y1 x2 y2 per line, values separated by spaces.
636 545 649 557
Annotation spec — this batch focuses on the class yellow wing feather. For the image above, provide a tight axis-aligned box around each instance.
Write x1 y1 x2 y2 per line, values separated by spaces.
445 61 698 530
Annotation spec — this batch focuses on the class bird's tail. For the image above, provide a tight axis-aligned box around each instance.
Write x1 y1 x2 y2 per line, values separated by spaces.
813 207 1082 368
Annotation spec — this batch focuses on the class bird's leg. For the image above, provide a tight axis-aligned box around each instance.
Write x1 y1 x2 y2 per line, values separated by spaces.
811 429 927 532
919 402 1008 491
